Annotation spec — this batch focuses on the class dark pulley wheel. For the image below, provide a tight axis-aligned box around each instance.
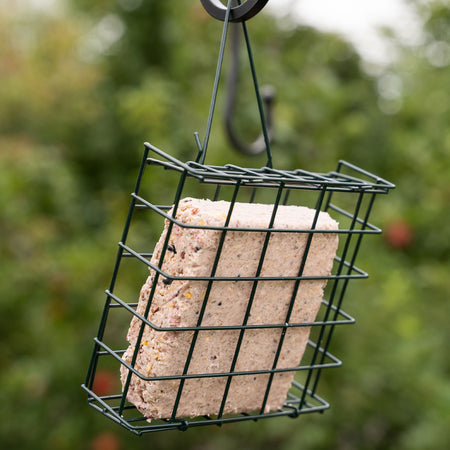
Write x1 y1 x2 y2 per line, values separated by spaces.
200 0 270 23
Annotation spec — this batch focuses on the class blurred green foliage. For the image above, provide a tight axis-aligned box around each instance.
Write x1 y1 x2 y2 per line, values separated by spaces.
0 1 448 449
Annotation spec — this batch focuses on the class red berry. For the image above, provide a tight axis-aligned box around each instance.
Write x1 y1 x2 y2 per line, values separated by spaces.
92 370 116 397
385 220 413 249
91 432 121 450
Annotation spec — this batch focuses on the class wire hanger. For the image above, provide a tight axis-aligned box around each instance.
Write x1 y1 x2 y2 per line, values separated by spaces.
197 0 274 166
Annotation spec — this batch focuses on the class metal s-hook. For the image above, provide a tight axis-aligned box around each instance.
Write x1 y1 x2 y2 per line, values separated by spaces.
224 22 275 156
200 0 269 23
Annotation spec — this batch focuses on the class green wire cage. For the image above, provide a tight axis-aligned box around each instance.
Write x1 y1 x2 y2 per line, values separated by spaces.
82 0 395 435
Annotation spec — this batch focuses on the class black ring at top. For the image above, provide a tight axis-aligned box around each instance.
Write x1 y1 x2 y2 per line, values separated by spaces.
200 0 269 23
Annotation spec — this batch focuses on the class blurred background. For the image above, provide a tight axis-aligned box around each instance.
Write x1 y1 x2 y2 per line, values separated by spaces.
0 0 449 449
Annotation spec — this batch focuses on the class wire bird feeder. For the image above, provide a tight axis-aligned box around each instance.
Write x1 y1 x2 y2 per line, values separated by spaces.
82 0 394 435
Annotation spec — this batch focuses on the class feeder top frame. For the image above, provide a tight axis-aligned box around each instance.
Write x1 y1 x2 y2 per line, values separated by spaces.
145 142 395 194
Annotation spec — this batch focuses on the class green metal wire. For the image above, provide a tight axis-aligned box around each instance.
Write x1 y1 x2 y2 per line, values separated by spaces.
197 0 273 167
217 182 284 419
310 189 379 395
298 189 366 408
260 185 328 415
84 146 150 392
238 4 273 167
118 168 190 417
197 0 234 164
170 180 242 421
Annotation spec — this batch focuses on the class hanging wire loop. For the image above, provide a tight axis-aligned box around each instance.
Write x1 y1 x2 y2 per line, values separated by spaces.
197 0 273 168
200 0 269 23
225 22 276 156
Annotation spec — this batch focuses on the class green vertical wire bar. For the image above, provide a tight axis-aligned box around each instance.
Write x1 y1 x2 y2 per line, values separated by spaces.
213 184 222 201
238 1 273 168
119 169 189 416
322 181 335 213
258 185 328 415
310 191 378 395
170 180 242 422
194 131 203 159
298 190 365 409
217 182 285 420
282 189 291 206
198 0 234 164
84 145 150 391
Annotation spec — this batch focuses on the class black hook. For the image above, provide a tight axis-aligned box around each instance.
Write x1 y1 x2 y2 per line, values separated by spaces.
200 0 270 23
224 22 275 156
